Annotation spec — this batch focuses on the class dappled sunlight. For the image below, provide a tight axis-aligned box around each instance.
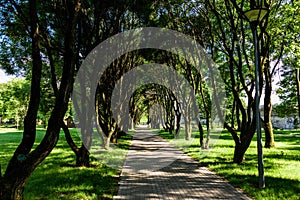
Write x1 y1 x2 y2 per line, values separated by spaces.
115 128 251 199
0 128 129 199
160 130 300 200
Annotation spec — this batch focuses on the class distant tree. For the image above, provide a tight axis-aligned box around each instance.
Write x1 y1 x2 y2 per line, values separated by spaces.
275 0 300 123
276 62 300 120
0 78 30 128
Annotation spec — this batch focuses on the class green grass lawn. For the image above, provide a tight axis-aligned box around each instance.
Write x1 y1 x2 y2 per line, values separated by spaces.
0 128 133 199
158 129 300 200
1 127 299 199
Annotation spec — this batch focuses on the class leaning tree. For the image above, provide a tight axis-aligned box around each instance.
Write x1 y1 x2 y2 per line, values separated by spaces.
0 0 81 198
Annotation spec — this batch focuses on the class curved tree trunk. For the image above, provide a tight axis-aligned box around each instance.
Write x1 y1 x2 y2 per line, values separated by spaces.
233 124 256 163
76 146 90 167
62 123 90 167
224 123 256 164
0 1 81 198
236 99 241 131
0 0 42 198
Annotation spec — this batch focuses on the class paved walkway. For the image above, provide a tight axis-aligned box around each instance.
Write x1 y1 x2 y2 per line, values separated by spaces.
114 128 251 199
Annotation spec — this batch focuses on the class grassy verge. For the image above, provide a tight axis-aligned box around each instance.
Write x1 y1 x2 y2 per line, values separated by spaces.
158 129 300 200
0 128 133 199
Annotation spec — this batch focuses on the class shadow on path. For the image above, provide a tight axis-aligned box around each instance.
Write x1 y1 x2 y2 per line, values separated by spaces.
114 127 251 199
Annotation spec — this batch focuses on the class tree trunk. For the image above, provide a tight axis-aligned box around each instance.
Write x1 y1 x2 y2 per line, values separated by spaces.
0 0 42 198
263 58 275 148
204 129 210 149
104 130 115 150
131 118 135 130
231 99 235 128
76 146 90 167
232 127 255 163
263 121 275 148
103 138 110 150
1 181 24 200
62 123 78 153
110 132 118 144
259 7 274 148
204 116 210 149
1 118 62 200
296 68 300 125
198 119 204 147
174 104 181 138
184 115 192 140
236 100 241 131
0 1 81 198
62 123 90 167
233 143 246 164
103 127 116 150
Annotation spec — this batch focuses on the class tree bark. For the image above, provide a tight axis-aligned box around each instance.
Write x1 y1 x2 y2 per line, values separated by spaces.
233 143 246 164
0 1 81 199
296 68 300 125
204 115 210 149
76 146 90 167
184 111 192 140
105 129 116 149
110 131 118 144
198 118 204 147
62 123 90 167
174 101 181 138
236 98 241 131
261 16 275 148
229 124 255 164
0 0 42 198
263 71 275 148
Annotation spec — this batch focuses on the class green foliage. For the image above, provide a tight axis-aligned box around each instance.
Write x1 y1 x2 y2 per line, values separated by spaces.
274 102 297 118
0 0 299 196
0 1 31 76
270 0 300 66
275 67 299 119
0 78 30 127
0 76 57 128
38 67 56 126
273 1 300 117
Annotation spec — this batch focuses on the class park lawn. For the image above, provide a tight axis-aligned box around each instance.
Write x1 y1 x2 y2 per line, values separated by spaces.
158 129 300 200
0 128 133 200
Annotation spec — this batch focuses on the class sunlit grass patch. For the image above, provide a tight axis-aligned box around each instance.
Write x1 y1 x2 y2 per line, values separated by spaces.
0 128 133 199
0 127 22 133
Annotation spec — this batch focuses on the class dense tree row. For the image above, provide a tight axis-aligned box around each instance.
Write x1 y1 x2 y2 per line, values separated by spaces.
0 0 299 199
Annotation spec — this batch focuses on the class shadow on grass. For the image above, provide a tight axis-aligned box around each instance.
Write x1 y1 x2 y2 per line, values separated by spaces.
0 128 134 200
157 128 300 200
114 132 133 150
222 173 300 200
25 163 119 200
197 156 299 199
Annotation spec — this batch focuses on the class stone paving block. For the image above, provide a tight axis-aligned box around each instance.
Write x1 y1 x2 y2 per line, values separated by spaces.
113 128 252 200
